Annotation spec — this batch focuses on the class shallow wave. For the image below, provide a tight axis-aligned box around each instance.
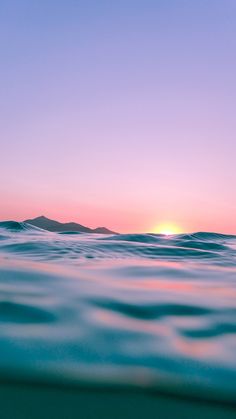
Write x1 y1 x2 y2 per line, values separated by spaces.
58 231 83 235
0 221 45 233
89 299 214 319
103 233 162 244
182 231 236 240
100 232 234 257
0 300 56 324
0 223 235 264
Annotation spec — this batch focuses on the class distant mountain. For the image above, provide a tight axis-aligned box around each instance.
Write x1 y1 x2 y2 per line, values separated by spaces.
24 216 117 234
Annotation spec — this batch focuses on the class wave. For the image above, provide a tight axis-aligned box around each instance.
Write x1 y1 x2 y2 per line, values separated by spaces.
103 231 235 244
89 299 214 320
0 223 235 264
58 231 83 235
0 300 56 324
103 233 162 244
179 231 236 240
0 221 45 233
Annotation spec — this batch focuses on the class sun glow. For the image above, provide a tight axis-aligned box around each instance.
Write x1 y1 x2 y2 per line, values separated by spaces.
154 222 182 236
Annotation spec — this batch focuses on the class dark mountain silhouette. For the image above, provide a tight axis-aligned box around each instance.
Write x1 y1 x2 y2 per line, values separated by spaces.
24 216 117 234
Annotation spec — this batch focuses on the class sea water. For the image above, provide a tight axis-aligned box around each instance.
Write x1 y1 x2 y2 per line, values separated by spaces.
0 221 236 418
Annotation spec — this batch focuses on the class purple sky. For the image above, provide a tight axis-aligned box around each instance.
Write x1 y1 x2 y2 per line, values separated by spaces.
1 0 236 233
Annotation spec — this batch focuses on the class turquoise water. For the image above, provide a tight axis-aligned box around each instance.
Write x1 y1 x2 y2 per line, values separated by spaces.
0 221 236 416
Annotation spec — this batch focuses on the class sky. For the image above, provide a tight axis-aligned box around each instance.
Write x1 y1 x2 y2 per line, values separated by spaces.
1 0 236 233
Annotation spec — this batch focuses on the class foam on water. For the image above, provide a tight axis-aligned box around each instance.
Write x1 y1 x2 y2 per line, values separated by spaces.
0 222 236 407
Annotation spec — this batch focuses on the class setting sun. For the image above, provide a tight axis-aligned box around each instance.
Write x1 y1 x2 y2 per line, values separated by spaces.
154 222 182 235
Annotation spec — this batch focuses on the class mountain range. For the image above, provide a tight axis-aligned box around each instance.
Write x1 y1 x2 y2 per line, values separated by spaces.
24 216 117 234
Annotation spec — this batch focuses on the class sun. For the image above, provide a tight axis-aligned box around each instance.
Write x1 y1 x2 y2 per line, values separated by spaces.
154 222 182 236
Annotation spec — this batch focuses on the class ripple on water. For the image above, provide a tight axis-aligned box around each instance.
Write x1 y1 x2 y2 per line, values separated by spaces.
0 225 236 404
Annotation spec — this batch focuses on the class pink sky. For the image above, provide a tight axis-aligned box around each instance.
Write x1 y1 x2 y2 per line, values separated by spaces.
1 1 236 234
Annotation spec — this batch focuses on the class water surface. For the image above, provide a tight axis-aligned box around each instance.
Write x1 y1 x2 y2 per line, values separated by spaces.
0 221 236 410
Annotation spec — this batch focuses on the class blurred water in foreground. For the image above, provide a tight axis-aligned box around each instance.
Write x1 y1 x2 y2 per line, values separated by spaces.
0 221 236 418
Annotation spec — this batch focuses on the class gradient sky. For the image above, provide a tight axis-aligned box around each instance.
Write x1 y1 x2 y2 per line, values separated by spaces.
1 0 236 233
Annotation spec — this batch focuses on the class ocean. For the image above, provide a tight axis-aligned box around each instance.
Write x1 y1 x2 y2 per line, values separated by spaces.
0 221 236 418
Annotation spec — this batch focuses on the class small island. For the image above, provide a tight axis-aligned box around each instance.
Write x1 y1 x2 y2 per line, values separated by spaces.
24 216 117 234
